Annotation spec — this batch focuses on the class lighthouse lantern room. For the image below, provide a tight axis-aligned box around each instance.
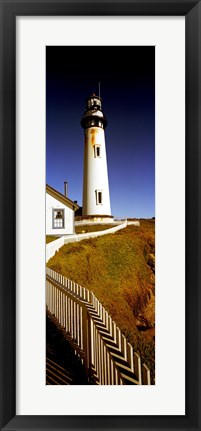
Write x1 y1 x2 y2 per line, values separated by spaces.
81 94 113 223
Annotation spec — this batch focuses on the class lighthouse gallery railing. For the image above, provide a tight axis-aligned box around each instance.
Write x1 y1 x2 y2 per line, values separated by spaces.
46 267 151 385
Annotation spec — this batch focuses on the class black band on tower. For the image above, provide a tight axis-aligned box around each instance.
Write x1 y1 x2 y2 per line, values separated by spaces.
81 94 107 130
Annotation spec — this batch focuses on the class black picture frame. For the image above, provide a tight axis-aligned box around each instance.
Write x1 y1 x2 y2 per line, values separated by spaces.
0 0 200 430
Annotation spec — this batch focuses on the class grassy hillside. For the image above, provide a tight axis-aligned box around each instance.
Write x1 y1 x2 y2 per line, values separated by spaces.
47 219 155 381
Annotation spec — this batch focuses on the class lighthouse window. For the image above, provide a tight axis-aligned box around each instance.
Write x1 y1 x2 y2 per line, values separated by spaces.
95 99 101 107
96 190 103 205
98 192 102 204
94 145 101 158
53 209 65 228
88 99 94 108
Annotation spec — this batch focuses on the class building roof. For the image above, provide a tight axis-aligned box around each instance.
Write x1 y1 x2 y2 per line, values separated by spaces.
46 184 79 211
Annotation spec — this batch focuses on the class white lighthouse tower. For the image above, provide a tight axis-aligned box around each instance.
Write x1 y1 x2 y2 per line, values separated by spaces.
81 93 113 223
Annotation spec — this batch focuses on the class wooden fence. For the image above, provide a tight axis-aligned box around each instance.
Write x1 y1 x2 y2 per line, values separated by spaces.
46 267 151 385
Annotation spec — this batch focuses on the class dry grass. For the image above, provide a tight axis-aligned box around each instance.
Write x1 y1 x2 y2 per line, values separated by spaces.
46 235 60 244
75 223 118 234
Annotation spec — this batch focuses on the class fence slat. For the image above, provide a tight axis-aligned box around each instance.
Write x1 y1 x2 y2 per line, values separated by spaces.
134 352 142 385
127 343 134 373
142 363 151 385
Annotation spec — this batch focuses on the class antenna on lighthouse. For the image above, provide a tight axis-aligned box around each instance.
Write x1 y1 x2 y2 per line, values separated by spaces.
98 82 101 98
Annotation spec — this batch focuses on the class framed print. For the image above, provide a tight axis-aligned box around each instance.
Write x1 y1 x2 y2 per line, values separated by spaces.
18 17 183 413
0 0 200 430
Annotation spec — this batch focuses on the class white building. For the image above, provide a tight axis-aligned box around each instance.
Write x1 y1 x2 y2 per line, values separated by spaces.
46 184 79 235
81 94 113 223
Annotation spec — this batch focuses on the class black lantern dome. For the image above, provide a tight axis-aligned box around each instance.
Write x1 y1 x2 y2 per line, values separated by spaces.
81 94 107 130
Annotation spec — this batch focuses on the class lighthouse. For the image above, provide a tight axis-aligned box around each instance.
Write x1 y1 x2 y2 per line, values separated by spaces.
81 94 113 222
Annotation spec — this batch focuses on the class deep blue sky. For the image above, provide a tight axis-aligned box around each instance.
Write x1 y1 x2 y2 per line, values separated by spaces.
46 46 155 218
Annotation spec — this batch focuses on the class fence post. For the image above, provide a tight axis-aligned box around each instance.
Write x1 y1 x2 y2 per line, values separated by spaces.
82 305 91 382
134 352 142 384
142 363 151 385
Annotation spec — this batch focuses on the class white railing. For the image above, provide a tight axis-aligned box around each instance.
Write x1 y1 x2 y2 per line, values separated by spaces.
46 267 151 385
64 221 127 243
46 237 65 263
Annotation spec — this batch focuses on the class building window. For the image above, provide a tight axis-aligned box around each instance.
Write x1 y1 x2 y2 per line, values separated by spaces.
94 145 101 158
96 190 103 205
53 209 65 228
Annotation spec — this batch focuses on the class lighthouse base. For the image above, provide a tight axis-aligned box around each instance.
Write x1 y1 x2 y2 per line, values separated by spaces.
75 214 114 224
